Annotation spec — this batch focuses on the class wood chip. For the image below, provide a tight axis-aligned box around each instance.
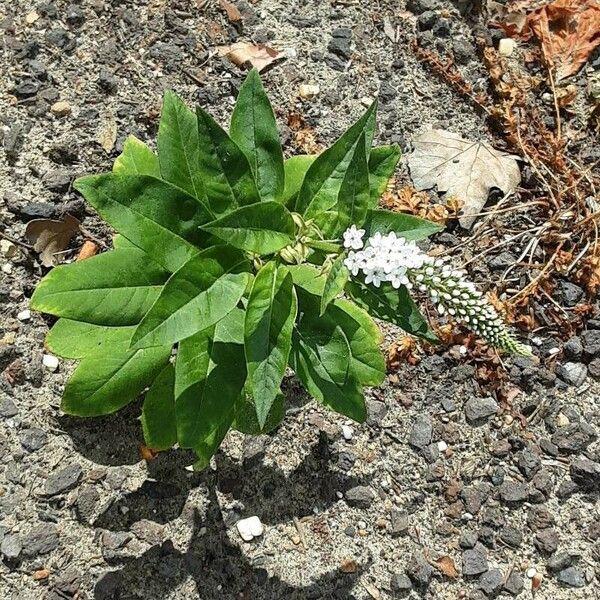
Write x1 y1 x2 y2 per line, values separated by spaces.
76 240 99 261
219 0 242 23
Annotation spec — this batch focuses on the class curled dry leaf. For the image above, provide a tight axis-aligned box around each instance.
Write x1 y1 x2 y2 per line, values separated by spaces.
25 214 80 267
434 555 459 579
219 0 242 24
407 129 521 229
76 240 99 261
217 42 285 72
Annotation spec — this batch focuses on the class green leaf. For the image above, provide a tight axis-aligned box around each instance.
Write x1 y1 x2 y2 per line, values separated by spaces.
282 155 316 208
175 329 246 464
320 254 349 315
290 289 366 422
214 307 245 344
31 248 167 326
200 201 295 255
196 106 261 214
112 234 139 250
288 264 326 296
346 280 438 343
306 239 342 254
233 393 285 434
363 209 442 241
244 263 297 427
329 299 385 386
131 247 250 349
62 345 172 417
296 102 377 218
158 91 205 201
318 132 370 237
45 319 136 358
368 145 400 206
113 135 160 177
141 362 177 450
230 69 284 202
74 174 213 273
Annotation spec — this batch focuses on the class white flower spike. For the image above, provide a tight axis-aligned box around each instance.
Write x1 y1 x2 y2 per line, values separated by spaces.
342 227 532 356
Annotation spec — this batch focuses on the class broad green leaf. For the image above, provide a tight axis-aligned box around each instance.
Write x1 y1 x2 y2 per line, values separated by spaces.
214 307 245 344
112 234 139 250
320 254 349 315
196 106 261 214
288 263 325 296
330 299 385 386
318 132 370 237
306 239 342 254
175 329 246 459
363 209 442 241
296 101 377 218
200 201 295 255
141 362 177 450
158 91 205 201
74 174 212 273
346 280 438 343
282 155 316 208
290 289 366 422
31 248 167 326
192 416 233 471
368 145 400 206
230 69 284 202
244 263 297 427
113 135 160 177
62 344 172 416
131 247 250 349
45 319 135 358
233 393 285 435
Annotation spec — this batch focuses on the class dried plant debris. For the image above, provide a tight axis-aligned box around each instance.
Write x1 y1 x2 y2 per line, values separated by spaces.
25 214 80 267
217 42 285 72
407 129 521 229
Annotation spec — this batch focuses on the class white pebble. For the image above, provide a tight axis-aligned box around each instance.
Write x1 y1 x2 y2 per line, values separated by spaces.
43 354 59 372
358 520 367 529
17 309 31 321
526 567 537 578
437 441 448 452
498 38 516 57
341 424 353 440
236 516 264 542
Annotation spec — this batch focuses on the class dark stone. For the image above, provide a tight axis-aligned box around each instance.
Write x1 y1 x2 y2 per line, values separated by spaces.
337 451 355 471
44 464 83 496
406 0 439 13
43 168 72 192
20 428 48 452
478 568 503 597
532 470 553 498
517 448 542 480
13 201 58 220
547 552 575 573
557 280 584 307
488 251 516 270
564 337 583 361
551 423 595 454
540 438 559 457
97 69 118 93
409 415 432 449
366 399 388 426
379 81 397 104
45 28 73 49
406 552 434 589
65 6 85 27
327 28 353 60
453 38 474 65
0 397 18 418
390 509 409 537
3 123 24 160
242 436 268 469
432 18 451 38
556 479 579 499
345 485 374 509
556 362 587 386
534 529 559 555
390 572 412 595
417 10 438 31
528 506 555 531
13 79 40 97
503 571 524 596
48 568 80 600
465 397 498 425
462 548 488 576
588 357 600 378
1 534 22 561
460 529 478 549
461 486 487 515
76 485 100 522
498 480 528 504
22 523 59 557
570 458 600 490
557 567 586 588
95 571 123 599
499 526 522 548
581 330 600 360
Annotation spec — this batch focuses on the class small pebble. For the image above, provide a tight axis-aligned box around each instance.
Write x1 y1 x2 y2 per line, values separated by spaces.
499 38 516 57
299 83 320 99
438 440 448 452
526 567 537 578
236 516 264 541
42 354 59 372
51 101 71 116
342 424 353 440
17 309 31 321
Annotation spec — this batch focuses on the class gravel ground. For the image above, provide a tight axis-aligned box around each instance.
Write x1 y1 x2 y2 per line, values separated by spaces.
1 1 599 599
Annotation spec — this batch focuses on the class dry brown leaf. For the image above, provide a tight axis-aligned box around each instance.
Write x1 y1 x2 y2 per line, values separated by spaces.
139 445 159 461
76 240 98 261
219 0 242 24
25 214 80 267
434 555 459 579
98 111 117 154
217 42 285 72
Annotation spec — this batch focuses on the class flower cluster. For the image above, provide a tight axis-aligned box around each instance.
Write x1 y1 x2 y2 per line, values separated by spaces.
342 226 531 356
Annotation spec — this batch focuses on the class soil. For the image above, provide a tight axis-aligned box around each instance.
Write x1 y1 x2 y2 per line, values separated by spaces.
1 1 599 600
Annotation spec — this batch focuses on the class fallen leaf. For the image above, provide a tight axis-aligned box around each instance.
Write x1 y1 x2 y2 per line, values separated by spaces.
363 582 381 599
434 555 459 579
98 111 117 154
407 129 521 229
139 445 158 461
217 42 285 72
219 0 242 24
25 214 80 267
76 240 98 261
